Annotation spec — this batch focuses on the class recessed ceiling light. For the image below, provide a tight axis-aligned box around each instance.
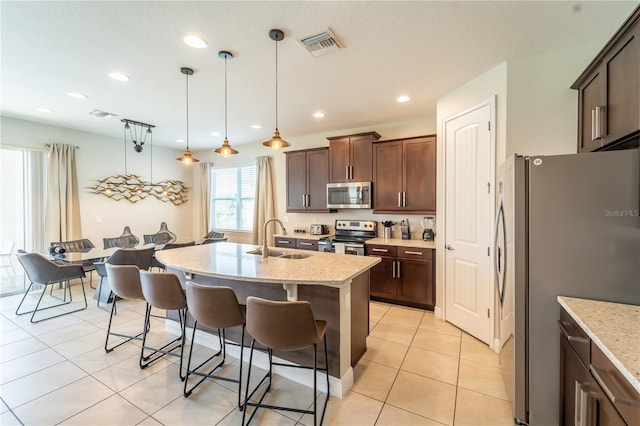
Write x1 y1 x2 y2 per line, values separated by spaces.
251 124 261 129
396 95 411 103
176 139 185 143
313 112 325 118
67 92 87 99
211 132 221 137
109 72 130 81
184 35 208 49
37 107 54 113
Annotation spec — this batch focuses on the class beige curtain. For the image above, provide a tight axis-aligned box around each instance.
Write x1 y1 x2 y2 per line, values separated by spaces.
198 162 212 238
252 156 275 245
45 143 82 243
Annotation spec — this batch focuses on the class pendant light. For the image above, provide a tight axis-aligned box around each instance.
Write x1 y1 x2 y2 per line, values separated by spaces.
177 67 199 164
214 51 239 157
262 29 290 150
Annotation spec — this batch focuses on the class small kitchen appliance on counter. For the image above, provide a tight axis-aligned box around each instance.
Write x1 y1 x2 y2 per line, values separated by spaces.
422 216 435 241
310 224 328 235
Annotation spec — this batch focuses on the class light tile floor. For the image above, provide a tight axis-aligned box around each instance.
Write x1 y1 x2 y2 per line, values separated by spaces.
0 283 513 425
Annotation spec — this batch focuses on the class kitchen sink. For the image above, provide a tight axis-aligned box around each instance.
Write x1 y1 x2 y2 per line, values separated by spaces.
278 253 311 260
246 249 311 260
246 249 287 257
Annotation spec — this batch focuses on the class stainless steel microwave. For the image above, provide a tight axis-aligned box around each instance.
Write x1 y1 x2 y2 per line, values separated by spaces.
326 182 372 209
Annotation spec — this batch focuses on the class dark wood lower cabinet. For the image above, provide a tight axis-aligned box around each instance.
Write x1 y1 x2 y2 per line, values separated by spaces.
366 244 435 309
559 308 627 426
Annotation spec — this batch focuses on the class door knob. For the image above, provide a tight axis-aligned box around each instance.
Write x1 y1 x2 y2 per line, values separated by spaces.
445 244 454 251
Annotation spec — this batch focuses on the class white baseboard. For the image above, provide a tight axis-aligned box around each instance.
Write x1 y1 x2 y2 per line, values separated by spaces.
434 305 443 319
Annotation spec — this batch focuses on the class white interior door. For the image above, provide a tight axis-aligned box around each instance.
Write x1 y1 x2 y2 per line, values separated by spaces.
444 103 493 345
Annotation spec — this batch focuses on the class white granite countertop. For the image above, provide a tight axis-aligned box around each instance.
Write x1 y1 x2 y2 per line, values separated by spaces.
366 238 436 250
156 241 380 287
558 296 640 393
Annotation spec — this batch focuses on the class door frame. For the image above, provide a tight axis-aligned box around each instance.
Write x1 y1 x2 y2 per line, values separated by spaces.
437 96 497 349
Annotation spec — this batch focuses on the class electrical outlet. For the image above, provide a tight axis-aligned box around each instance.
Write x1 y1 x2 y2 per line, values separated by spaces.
283 216 289 223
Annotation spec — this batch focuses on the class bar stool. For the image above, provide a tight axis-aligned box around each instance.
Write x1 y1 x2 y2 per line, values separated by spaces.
243 297 330 425
139 270 187 379
104 264 146 353
183 282 246 410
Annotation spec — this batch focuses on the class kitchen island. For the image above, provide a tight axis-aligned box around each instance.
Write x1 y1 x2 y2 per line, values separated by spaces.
156 241 380 396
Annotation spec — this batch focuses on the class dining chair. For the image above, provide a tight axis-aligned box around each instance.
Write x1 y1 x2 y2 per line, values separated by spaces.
201 237 228 245
94 245 154 309
243 297 330 425
204 231 225 239
183 282 246 410
50 239 97 288
103 226 140 249
15 251 87 323
143 222 177 245
139 270 187 379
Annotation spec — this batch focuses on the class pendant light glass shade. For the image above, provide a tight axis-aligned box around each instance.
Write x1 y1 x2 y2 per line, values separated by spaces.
263 29 290 150
177 67 199 164
215 51 238 157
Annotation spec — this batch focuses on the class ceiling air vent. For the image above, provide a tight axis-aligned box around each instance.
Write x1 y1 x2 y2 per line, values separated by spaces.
89 109 118 119
298 29 342 57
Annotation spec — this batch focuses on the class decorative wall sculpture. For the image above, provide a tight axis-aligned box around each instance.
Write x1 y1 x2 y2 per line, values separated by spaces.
88 174 188 205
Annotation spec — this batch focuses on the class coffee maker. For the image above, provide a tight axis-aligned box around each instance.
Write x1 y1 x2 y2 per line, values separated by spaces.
422 216 435 241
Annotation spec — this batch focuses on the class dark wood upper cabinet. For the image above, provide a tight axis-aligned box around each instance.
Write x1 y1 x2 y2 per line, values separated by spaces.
573 7 640 152
285 147 332 212
327 131 381 183
373 135 436 214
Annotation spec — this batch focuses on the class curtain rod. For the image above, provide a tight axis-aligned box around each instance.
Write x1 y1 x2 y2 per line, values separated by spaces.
44 143 80 149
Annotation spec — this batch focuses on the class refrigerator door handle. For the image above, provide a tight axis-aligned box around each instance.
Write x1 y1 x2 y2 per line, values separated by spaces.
493 200 507 308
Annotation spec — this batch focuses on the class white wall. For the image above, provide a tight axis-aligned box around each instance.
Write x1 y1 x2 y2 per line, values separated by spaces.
1 116 193 248
506 41 602 157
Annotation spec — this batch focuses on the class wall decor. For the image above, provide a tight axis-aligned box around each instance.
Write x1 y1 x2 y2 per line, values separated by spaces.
88 118 188 205
88 174 188 205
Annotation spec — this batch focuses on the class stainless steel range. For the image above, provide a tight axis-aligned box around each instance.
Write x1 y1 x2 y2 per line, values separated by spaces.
318 219 377 256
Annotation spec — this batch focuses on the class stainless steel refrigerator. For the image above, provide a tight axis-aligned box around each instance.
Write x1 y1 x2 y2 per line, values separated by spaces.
495 149 640 426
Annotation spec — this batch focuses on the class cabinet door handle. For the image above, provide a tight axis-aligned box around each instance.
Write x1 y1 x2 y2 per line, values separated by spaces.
305 193 310 207
404 251 423 256
350 166 353 180
398 192 402 207
590 365 640 407
396 261 401 279
558 320 589 344
594 107 600 140
392 261 396 278
346 166 349 181
372 248 389 253
403 192 406 207
277 240 292 244
591 108 597 141
299 242 313 246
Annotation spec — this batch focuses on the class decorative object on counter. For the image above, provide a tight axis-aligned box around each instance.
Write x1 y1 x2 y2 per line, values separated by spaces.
381 221 395 239
89 117 188 204
214 51 239 157
401 218 411 240
422 216 435 241
293 228 308 234
177 67 199 164
262 29 290 150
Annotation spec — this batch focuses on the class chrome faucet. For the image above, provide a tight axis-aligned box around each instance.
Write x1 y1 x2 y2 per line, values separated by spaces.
262 218 287 258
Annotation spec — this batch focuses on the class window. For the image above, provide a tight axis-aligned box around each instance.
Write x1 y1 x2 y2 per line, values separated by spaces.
0 147 47 297
210 165 256 231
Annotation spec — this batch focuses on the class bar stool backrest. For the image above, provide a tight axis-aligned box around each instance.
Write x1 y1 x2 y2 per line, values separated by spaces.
139 271 186 310
185 282 245 329
246 297 322 351
105 264 143 299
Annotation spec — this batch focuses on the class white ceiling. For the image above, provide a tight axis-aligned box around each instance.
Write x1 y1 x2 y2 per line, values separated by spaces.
1 1 637 151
